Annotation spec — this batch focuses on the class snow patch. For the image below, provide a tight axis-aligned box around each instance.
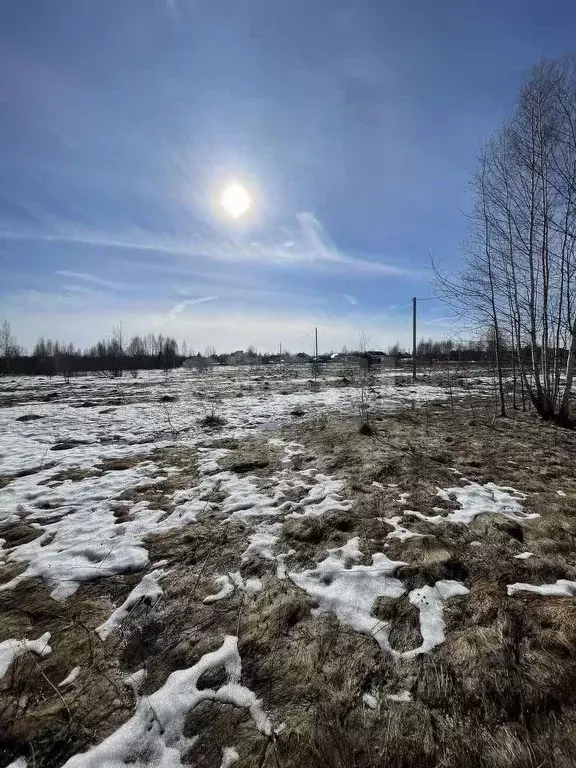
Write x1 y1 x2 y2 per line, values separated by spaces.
58 666 81 688
63 635 271 767
275 549 295 580
229 571 262 598
244 577 263 597
382 516 423 543
0 632 51 679
96 569 166 640
220 747 239 768
241 524 282 561
203 575 235 604
290 539 406 653
362 693 378 709
387 690 412 702
123 668 147 695
402 581 469 658
406 481 535 526
288 475 352 519
507 580 576 597
6 759 27 768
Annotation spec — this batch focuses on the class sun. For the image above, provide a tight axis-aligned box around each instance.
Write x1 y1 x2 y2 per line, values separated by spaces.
220 182 252 219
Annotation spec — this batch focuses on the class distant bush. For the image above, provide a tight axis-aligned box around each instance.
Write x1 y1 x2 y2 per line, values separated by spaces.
199 414 227 428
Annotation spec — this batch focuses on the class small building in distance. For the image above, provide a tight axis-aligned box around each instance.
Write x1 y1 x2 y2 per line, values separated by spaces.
181 354 219 371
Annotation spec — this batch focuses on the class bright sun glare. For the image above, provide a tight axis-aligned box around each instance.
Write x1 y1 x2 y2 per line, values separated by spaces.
220 182 251 219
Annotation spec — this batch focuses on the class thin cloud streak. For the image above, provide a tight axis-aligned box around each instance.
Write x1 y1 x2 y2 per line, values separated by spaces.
167 296 218 320
3 213 416 277
54 270 120 289
420 316 450 326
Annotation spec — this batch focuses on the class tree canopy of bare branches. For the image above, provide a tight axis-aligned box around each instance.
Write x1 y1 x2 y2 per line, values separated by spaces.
437 57 576 425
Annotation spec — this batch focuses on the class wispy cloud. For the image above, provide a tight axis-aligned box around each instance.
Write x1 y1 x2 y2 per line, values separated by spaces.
5 213 415 276
420 316 450 326
54 270 120 289
167 296 218 320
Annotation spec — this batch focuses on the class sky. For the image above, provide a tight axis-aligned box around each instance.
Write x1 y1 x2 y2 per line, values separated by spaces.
2 0 576 354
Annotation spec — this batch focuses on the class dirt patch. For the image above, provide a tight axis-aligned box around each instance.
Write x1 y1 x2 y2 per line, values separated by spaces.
50 439 93 452
0 522 44 548
1 463 59 488
39 467 100 485
15 414 45 422
97 456 145 472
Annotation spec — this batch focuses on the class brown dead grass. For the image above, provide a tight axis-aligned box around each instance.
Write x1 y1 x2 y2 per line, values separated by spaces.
5 400 576 765
0 578 133 767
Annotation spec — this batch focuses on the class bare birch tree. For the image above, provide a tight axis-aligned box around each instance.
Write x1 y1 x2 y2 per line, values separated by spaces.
437 57 576 425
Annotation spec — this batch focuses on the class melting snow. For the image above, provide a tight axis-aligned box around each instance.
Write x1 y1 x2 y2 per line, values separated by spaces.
63 635 271 767
362 693 378 709
290 541 469 658
403 580 469 658
220 747 239 768
203 575 235 604
406 481 535 527
287 475 352 519
244 577 263 597
289 539 407 653
241 524 282 561
514 551 534 560
382 516 423 543
387 690 412 702
0 632 51 679
123 668 147 695
229 571 263 598
58 665 81 688
507 580 576 597
275 550 295 580
0 376 361 602
96 568 166 640
0 480 178 601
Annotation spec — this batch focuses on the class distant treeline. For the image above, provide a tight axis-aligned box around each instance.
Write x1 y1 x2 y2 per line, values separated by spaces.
0 319 544 377
0 325 185 376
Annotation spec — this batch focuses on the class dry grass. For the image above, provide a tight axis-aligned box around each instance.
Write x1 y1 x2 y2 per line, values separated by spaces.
0 579 133 767
4 401 576 765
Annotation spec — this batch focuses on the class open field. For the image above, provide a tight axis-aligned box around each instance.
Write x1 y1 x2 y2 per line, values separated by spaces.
2 365 576 767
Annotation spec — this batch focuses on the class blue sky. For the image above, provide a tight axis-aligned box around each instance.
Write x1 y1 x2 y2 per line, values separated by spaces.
2 0 575 353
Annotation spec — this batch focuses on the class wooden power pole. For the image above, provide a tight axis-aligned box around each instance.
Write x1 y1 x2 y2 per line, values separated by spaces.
412 297 417 381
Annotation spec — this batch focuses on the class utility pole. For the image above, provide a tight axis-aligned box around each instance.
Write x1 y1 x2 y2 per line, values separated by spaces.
412 296 417 381
314 326 319 381
278 342 282 357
